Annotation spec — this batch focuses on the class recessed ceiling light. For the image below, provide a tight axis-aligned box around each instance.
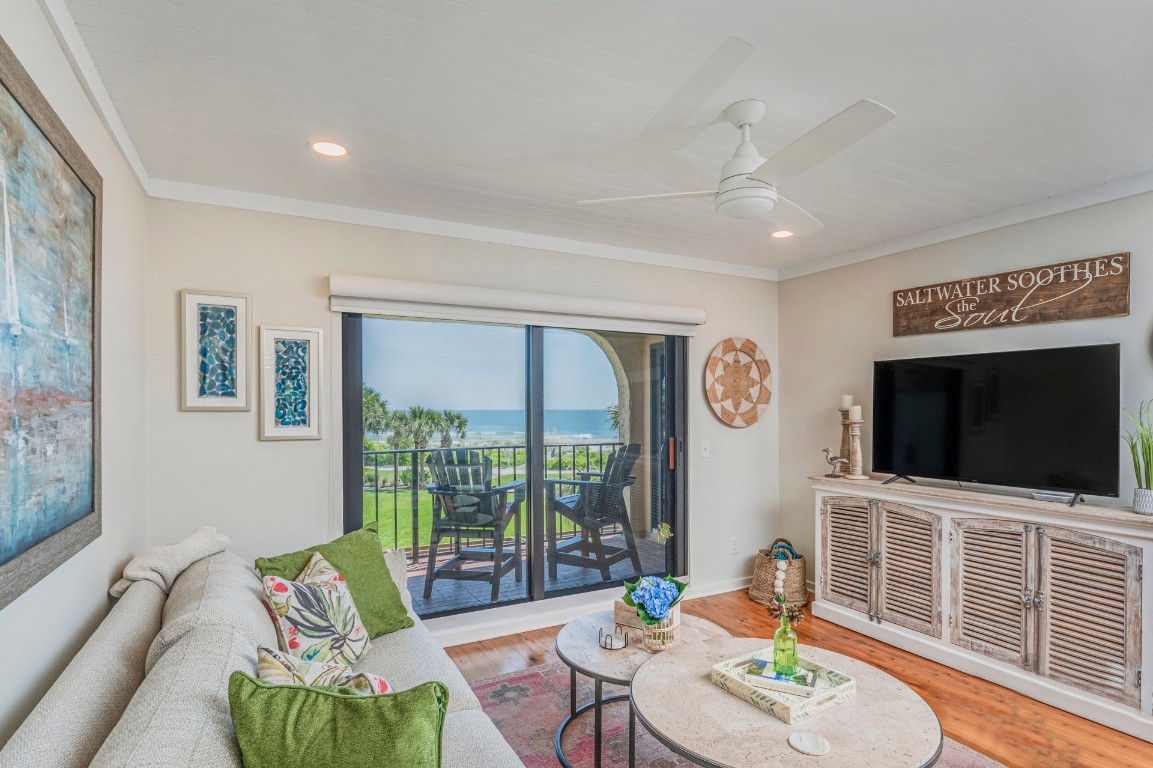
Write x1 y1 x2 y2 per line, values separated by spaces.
311 140 347 158
771 230 794 238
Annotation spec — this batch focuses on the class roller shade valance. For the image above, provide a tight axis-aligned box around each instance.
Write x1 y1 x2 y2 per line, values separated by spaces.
328 275 706 336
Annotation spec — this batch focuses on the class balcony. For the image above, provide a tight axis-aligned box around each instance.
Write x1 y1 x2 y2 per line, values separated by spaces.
362 443 668 616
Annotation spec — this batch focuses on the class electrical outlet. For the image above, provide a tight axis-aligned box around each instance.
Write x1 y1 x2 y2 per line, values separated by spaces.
700 440 711 458
729 536 739 555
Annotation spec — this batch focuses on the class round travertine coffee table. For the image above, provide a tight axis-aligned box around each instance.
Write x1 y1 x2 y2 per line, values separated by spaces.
555 610 731 768
631 638 943 768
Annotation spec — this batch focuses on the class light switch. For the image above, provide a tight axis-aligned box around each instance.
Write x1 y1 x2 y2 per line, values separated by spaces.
700 440 711 458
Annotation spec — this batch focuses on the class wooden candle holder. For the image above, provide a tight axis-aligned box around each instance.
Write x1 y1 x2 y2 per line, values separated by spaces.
844 419 869 480
837 408 851 475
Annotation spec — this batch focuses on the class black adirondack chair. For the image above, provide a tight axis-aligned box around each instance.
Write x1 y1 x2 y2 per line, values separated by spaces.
545 443 642 581
424 449 524 602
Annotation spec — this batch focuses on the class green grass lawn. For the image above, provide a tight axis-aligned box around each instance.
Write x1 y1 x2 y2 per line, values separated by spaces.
363 490 435 551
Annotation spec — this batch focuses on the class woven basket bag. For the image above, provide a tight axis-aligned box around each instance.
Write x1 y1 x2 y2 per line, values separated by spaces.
748 537 807 606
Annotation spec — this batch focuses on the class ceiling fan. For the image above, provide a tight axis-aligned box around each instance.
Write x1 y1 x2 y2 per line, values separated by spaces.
577 99 895 239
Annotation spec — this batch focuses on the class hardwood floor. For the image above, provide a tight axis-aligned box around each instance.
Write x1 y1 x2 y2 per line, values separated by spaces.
445 590 1153 768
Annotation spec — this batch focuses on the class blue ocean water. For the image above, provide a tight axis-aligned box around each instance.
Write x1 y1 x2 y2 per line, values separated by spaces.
460 409 617 441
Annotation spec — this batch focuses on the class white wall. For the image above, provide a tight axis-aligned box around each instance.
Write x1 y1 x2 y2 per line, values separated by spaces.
0 0 148 744
144 199 780 599
778 192 1153 561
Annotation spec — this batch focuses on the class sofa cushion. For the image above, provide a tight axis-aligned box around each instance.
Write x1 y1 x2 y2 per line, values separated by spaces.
91 624 254 768
354 621 480 714
262 552 371 666
146 551 276 673
228 673 448 768
255 523 413 638
258 646 391 694
0 581 166 768
441 710 525 768
383 547 416 619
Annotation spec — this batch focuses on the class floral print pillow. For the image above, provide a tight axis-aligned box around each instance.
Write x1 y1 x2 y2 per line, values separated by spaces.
257 646 391 695
262 552 371 666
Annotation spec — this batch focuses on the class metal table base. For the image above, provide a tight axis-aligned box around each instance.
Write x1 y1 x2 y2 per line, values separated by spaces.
555 667 636 768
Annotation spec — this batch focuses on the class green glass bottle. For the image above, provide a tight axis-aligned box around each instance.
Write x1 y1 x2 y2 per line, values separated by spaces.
773 614 798 677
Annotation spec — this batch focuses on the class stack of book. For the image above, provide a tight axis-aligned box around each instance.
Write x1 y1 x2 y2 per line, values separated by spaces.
710 648 856 724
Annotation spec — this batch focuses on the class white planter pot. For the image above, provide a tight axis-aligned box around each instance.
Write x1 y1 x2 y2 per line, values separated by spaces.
1133 488 1153 515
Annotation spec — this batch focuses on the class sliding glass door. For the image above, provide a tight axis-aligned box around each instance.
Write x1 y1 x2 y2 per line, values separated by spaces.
541 328 680 597
343 315 686 618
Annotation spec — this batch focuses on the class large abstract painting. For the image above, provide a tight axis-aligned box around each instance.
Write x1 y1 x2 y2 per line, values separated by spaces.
0 35 102 610
260 326 321 440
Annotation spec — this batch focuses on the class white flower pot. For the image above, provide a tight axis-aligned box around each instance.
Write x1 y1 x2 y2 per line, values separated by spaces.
1134 488 1153 515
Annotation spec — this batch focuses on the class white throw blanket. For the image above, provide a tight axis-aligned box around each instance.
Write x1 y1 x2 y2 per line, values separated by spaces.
110 527 232 598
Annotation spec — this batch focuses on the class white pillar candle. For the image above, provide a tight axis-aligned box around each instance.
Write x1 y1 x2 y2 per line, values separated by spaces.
840 394 853 410
849 405 863 421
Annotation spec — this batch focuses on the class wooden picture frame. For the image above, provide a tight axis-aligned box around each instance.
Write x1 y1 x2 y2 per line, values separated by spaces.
181 290 251 411
259 326 322 441
0 34 102 610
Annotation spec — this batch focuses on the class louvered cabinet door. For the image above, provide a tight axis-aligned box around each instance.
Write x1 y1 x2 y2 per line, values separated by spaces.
951 519 1034 669
877 503 942 638
1036 526 1142 708
821 497 873 615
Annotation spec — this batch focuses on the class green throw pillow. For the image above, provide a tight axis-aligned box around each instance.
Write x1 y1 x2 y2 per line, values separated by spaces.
255 523 413 637
228 672 448 768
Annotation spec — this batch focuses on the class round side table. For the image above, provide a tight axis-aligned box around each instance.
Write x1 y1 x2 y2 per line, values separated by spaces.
554 610 730 768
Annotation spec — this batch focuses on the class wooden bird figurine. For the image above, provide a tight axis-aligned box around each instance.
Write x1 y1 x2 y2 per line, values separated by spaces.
822 447 849 477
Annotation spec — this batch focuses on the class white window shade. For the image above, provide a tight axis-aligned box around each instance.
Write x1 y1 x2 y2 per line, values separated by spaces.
329 275 706 336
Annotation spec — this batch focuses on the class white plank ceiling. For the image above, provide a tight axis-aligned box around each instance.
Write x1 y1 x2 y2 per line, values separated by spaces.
64 0 1153 271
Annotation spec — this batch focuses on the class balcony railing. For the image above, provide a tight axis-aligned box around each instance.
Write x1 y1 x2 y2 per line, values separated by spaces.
362 441 624 563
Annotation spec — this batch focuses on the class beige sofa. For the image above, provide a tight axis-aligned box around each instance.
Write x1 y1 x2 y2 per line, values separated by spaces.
0 550 523 767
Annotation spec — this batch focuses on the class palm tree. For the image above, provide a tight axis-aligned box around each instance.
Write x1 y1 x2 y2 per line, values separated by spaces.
606 403 621 432
406 406 439 450
448 411 469 443
435 410 469 446
435 410 453 447
362 386 389 437
384 409 410 451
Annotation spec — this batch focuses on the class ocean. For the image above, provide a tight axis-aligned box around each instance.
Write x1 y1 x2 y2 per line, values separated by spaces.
460 409 616 441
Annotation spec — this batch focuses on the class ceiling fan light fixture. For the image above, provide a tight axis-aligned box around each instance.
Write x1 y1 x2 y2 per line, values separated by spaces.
311 140 348 158
716 196 775 220
771 230 794 238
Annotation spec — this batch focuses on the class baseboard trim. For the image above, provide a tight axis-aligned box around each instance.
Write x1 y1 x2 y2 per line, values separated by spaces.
427 576 752 647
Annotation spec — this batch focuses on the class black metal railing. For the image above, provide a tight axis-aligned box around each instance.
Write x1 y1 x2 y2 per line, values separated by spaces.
361 442 624 563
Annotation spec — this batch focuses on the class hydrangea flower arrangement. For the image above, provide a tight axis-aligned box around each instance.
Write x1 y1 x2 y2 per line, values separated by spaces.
622 575 687 625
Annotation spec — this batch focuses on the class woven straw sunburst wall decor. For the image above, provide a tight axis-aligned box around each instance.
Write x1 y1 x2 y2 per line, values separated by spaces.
704 337 772 428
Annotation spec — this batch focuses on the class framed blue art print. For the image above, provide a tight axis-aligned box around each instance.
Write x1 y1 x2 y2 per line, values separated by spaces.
260 325 322 440
181 290 250 411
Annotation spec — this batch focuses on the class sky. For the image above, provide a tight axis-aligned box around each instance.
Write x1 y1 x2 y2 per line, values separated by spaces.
362 318 618 410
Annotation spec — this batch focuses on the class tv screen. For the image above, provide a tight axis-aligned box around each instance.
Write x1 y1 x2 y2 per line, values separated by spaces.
872 344 1120 496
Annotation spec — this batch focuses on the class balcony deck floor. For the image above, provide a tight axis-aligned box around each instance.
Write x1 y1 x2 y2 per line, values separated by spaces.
404 532 667 616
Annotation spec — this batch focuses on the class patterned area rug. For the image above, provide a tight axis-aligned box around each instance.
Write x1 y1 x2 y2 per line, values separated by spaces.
471 661 1004 767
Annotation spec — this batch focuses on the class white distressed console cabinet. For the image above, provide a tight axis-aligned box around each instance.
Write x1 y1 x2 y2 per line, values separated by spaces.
811 476 1151 741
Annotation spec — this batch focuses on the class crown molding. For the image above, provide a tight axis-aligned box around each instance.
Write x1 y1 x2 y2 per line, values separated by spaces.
777 170 1153 280
37 0 152 193
149 179 782 281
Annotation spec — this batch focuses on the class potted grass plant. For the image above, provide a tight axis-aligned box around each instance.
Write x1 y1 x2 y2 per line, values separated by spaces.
1123 401 1153 515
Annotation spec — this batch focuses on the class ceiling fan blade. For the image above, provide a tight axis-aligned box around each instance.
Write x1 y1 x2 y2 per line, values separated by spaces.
577 191 715 206
748 99 895 187
645 37 754 131
767 195 823 238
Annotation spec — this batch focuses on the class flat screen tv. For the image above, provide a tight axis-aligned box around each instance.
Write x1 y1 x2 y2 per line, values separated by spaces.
872 344 1120 497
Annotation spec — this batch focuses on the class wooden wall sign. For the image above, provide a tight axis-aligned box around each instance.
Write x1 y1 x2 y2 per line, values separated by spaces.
892 253 1129 337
